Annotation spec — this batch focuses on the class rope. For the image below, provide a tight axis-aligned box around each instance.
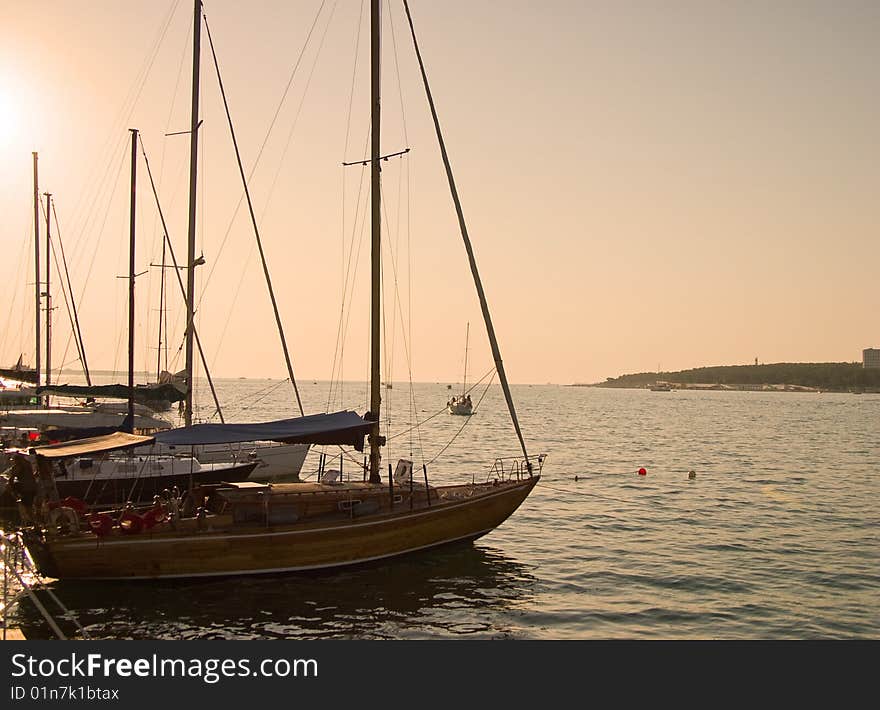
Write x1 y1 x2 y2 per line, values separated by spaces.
218 378 290 420
329 0 367 411
327 151 370 411
385 366 496 444
197 0 329 303
138 135 225 423
0 218 30 361
67 0 182 278
202 10 305 416
208 1 340 374
45 200 90 386
424 371 495 467
52 200 90 384
403 0 531 469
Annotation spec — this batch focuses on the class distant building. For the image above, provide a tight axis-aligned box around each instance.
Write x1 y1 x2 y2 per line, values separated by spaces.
863 348 880 369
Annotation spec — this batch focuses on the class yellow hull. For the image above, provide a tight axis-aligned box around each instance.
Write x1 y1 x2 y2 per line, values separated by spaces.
26 477 538 580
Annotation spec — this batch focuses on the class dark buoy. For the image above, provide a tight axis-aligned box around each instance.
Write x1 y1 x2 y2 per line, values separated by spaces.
638 467 647 476
574 475 579 482
688 470 696 479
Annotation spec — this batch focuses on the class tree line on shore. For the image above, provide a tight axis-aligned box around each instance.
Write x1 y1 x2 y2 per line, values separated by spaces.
594 363 880 391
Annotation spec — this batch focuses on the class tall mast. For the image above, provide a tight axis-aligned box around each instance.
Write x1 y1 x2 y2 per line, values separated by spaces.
32 153 41 393
368 0 383 483
127 129 138 433
52 199 92 385
44 192 52 392
184 0 202 426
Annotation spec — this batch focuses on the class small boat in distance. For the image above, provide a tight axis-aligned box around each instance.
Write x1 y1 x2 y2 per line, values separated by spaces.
447 395 473 415
447 323 474 415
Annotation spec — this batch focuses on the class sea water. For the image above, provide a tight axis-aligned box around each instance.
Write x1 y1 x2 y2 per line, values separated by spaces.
8 381 879 638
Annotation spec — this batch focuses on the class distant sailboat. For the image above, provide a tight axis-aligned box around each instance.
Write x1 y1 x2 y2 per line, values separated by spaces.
447 323 474 415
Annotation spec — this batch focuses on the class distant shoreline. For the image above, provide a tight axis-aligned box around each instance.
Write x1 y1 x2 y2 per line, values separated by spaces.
574 362 880 394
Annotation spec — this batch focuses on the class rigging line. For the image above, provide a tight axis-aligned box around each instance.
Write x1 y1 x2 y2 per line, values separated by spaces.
339 168 371 408
405 148 416 459
138 134 225 423
68 130 127 276
46 223 80 388
403 0 531 470
158 12 193 193
229 378 291 416
38 195 75 389
197 0 328 302
379 178 406 370
425 371 496 468
148 16 192 361
378 177 421 457
209 240 256 369
72 147 129 337
333 125 372 395
202 12 305 417
156 235 166 380
50 200 91 385
383 0 413 406
0 218 31 359
386 365 496 443
210 1 341 372
329 0 367 410
333 0 367 412
258 0 340 222
147 19 192 338
386 0 410 145
69 0 182 274
327 155 370 411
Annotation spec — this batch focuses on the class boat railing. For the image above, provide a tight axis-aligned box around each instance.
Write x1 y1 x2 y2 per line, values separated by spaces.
1 530 90 640
485 453 546 483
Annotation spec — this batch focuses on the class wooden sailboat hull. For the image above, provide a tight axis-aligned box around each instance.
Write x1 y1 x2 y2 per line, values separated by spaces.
26 476 538 580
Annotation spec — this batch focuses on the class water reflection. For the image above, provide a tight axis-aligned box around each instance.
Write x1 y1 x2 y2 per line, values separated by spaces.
14 542 537 639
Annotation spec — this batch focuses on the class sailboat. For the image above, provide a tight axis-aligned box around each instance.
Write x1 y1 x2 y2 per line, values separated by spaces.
0 154 176 442
447 323 474 415
16 0 541 580
0 356 38 386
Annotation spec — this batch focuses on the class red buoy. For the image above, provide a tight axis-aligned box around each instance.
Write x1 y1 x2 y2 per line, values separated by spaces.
638 467 647 476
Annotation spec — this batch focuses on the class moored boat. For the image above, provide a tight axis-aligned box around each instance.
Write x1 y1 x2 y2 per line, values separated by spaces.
15 0 541 581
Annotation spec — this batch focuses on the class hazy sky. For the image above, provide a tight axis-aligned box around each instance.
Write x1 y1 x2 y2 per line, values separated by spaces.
0 0 877 386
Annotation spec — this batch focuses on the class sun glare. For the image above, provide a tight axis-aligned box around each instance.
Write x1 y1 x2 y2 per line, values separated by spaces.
0 78 23 152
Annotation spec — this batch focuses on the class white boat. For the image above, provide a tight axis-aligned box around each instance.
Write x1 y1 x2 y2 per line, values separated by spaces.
149 440 309 481
50 453 257 506
447 322 475 415
447 397 474 415
0 406 172 434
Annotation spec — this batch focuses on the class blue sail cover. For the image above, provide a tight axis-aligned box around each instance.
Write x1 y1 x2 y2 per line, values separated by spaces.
152 411 372 451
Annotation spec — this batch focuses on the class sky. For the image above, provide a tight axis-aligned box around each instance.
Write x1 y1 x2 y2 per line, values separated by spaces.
0 0 877 387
